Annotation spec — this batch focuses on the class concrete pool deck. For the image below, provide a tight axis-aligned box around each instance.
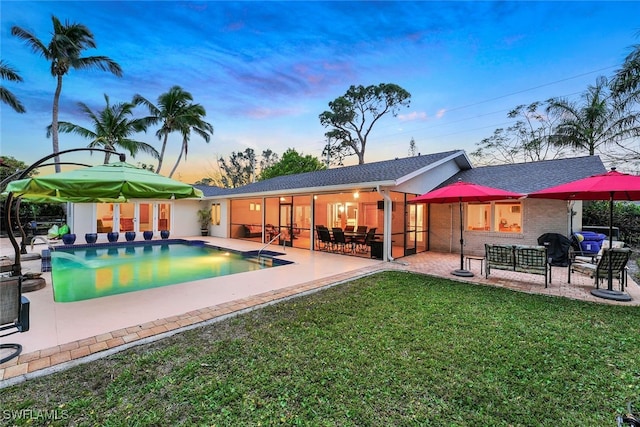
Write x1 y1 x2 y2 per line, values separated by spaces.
1 236 639 387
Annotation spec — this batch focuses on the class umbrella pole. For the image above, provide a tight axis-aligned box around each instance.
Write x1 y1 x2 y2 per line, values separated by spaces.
452 200 474 277
591 193 631 301
607 195 614 291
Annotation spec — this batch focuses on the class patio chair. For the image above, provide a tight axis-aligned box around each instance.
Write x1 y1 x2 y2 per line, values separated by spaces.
316 226 332 251
484 244 515 278
0 275 30 364
570 247 632 290
331 227 351 253
344 225 355 232
356 225 368 234
354 228 376 253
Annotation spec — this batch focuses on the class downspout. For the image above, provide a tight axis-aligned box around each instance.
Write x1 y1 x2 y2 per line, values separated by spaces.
376 186 394 262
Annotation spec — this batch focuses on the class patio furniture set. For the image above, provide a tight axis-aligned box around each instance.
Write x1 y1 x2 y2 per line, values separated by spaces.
315 225 377 256
481 232 632 294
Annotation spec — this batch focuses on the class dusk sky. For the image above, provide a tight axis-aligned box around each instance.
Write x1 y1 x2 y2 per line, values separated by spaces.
2 1 640 183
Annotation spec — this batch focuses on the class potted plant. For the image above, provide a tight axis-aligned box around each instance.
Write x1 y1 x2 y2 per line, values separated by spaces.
197 207 212 236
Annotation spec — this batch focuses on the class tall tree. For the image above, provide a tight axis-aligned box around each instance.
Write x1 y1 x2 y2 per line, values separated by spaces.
546 76 639 156
167 104 214 178
259 148 326 180
12 15 122 172
612 43 640 97
408 137 417 157
0 61 26 113
0 156 32 185
134 86 212 175
471 102 567 165
48 94 158 164
259 149 280 172
218 148 256 188
319 83 411 165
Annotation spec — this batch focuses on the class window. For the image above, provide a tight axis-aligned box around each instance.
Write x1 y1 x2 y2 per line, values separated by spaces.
466 202 522 233
212 203 221 226
467 203 490 231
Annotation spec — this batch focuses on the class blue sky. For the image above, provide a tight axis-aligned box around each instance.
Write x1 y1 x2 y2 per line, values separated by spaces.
2 1 640 183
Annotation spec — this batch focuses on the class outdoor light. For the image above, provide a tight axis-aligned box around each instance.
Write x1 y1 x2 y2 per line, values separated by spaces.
353 191 359 199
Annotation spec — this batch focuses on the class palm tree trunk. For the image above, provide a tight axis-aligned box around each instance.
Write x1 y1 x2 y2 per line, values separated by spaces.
52 75 63 173
168 140 186 178
156 134 169 174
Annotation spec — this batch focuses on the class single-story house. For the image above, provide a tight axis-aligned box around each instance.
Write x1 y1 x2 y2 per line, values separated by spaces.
65 149 606 261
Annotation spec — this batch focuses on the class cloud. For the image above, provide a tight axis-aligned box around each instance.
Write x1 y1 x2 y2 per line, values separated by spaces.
398 111 428 122
244 106 303 120
436 109 447 119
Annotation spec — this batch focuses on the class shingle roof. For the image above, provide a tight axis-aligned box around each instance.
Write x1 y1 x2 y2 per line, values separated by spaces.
196 152 606 198
197 150 465 197
439 155 606 194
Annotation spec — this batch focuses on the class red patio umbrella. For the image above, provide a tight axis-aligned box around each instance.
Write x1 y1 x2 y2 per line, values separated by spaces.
528 168 640 300
409 180 524 277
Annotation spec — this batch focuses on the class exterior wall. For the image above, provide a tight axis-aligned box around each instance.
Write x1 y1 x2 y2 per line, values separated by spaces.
428 204 457 254
173 200 203 237
67 200 204 240
68 203 95 236
429 199 576 257
210 199 229 238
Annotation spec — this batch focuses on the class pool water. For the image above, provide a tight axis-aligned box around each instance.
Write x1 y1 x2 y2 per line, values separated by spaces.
51 241 289 302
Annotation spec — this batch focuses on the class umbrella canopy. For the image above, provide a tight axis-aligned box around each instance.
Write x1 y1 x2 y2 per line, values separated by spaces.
4 161 203 202
410 180 524 204
526 169 640 201
409 180 524 277
528 168 640 300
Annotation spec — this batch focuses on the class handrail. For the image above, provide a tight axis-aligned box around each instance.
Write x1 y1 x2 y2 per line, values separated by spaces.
258 232 282 258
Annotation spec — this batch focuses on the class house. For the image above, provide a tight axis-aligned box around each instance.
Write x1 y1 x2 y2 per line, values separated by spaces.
67 150 606 261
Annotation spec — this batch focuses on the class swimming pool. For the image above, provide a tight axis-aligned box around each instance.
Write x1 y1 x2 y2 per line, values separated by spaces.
51 240 291 302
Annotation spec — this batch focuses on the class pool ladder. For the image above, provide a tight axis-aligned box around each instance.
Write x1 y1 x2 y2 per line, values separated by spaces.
257 232 283 258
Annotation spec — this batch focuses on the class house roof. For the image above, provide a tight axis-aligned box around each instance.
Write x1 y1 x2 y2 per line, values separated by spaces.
439 155 607 194
196 152 606 199
197 150 469 198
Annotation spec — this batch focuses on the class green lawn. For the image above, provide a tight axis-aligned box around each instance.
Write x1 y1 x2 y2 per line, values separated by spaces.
3 271 640 426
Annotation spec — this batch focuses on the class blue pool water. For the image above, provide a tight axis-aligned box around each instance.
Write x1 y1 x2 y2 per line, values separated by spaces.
51 240 290 302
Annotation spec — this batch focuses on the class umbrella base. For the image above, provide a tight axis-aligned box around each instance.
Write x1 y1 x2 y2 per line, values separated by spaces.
452 269 474 278
590 288 632 302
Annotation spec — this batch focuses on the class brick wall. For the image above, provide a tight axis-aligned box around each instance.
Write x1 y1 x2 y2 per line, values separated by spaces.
428 199 575 256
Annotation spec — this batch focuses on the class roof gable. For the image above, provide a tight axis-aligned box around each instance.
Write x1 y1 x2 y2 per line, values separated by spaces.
441 156 606 193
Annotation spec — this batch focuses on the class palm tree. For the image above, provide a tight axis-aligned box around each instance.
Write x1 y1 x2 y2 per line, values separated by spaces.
133 86 213 175
47 94 159 164
11 15 122 172
612 43 640 97
168 105 214 178
546 76 639 155
0 60 26 113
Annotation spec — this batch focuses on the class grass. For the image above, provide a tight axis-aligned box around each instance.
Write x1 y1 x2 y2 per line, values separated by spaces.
3 270 640 426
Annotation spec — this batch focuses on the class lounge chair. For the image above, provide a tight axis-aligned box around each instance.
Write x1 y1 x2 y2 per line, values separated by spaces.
0 275 30 364
570 247 632 290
